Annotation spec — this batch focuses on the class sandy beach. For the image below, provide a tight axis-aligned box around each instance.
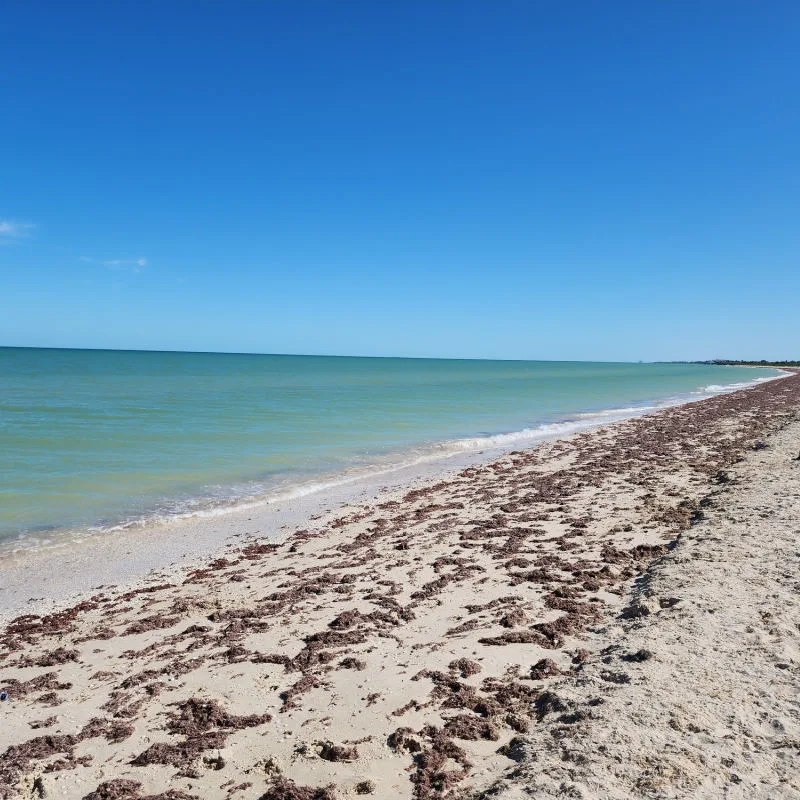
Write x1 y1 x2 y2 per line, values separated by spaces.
2 374 799 800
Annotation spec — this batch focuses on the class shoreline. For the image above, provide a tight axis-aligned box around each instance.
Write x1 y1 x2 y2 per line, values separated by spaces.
0 372 787 624
2 373 799 799
7 354 775 561
1 364 784 557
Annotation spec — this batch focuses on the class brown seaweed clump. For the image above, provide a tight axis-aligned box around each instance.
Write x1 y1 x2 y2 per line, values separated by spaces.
82 780 144 800
318 741 358 762
1 735 81 798
448 658 482 678
82 780 199 800
131 698 270 773
530 658 563 680
280 676 321 710
442 714 499 741
409 727 472 800
18 647 81 667
339 656 366 670
259 777 336 800
166 697 270 736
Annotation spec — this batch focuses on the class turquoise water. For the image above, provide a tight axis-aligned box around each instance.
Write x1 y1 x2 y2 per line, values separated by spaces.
0 348 781 548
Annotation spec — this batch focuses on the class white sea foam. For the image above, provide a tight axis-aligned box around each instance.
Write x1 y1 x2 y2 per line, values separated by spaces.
693 372 787 395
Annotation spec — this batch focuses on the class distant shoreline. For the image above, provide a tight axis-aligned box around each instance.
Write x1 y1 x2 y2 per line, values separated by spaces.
691 360 800 367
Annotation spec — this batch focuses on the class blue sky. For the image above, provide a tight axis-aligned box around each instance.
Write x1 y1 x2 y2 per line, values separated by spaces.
1 1 798 360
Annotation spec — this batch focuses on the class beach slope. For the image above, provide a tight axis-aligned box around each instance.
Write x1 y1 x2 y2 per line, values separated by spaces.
1 375 799 799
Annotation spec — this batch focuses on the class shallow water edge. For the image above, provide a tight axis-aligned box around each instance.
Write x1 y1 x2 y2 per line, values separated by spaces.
0 371 789 623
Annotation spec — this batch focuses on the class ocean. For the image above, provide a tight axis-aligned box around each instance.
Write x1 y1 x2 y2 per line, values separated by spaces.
0 347 781 551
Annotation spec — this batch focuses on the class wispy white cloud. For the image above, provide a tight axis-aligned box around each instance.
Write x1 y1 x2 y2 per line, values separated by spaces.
80 256 149 272
0 219 35 242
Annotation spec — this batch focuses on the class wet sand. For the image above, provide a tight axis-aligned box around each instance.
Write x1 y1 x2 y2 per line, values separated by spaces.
1 373 799 800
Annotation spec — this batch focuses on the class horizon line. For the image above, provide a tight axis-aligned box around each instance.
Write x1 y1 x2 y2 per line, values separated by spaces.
0 344 754 365
0 344 680 364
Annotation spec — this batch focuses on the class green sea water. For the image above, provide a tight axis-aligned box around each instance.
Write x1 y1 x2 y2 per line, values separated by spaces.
0 348 781 549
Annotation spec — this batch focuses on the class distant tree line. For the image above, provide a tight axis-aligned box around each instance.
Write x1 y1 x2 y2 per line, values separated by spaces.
696 359 800 367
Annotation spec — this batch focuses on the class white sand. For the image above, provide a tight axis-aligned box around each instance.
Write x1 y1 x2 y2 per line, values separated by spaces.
1 375 798 800
484 418 800 799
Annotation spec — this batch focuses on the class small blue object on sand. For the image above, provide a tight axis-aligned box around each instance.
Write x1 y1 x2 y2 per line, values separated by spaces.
0 691 8 701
